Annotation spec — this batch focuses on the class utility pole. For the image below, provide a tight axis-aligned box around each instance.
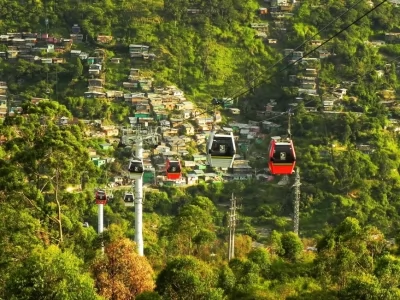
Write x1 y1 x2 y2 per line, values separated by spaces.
228 193 238 261
292 167 301 236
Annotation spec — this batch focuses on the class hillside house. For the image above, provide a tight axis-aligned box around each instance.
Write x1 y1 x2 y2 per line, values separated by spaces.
284 49 294 56
194 134 206 145
7 49 18 58
162 97 179 110
181 123 195 135
91 157 106 167
102 126 119 137
305 68 318 76
154 110 169 121
323 101 334 111
317 49 331 58
292 51 303 59
229 108 241 115
41 58 52 64
105 90 123 99
310 40 322 46
84 91 106 98
301 81 316 89
0 82 7 94
162 128 179 136
259 7 268 15
385 32 400 43
124 93 148 105
298 88 317 95
175 101 194 110
195 116 214 126
72 24 80 34
97 35 113 44
59 116 69 125
110 57 121 64
181 110 191 119
88 79 104 88
366 40 386 47
129 44 149 58
99 143 112 150
251 23 269 32
70 34 84 42
129 68 140 78
89 64 102 75
53 58 65 64
214 112 222 123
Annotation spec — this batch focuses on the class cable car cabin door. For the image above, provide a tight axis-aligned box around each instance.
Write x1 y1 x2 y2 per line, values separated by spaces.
124 193 135 207
166 161 182 180
269 143 296 175
207 133 236 169
128 160 144 180
95 191 107 205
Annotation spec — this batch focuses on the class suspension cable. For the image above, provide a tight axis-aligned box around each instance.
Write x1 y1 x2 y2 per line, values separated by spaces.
230 0 388 101
228 0 371 101
166 0 388 131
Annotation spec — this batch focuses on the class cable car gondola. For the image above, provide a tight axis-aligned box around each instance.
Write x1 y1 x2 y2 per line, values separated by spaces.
124 192 134 207
95 189 108 205
166 159 182 180
206 131 236 168
268 138 296 175
128 159 144 179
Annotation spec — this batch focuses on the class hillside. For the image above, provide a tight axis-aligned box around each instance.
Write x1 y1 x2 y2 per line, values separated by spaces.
1 0 400 299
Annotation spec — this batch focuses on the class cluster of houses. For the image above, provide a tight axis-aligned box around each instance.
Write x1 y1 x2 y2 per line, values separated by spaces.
111 120 270 187
0 24 116 64
0 31 73 63
253 0 298 44
0 81 25 119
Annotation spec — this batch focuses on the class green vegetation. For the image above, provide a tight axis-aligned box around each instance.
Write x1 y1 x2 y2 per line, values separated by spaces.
1 0 400 298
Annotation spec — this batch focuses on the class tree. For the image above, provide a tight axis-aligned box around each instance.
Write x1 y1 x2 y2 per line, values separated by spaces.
74 57 83 79
4 245 100 300
248 248 271 277
156 256 222 300
92 238 155 300
281 232 304 262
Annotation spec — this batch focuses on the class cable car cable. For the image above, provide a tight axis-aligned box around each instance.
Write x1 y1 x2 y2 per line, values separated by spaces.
197 0 389 127
166 0 387 133
227 0 370 101
228 0 388 102
266 0 388 176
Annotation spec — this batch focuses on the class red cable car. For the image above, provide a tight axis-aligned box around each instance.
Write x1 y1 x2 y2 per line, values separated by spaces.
166 159 182 180
95 189 108 205
268 138 296 175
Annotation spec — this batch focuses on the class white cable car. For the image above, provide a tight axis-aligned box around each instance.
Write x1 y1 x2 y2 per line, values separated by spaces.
128 159 144 179
124 192 134 207
206 131 236 168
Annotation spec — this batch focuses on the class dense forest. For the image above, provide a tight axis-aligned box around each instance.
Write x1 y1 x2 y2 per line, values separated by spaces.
2 0 400 299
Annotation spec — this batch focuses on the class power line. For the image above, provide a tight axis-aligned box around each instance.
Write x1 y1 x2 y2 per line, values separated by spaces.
229 0 369 100
231 0 388 101
168 0 388 132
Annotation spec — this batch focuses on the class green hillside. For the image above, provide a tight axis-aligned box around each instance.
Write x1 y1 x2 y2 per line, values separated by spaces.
1 0 400 298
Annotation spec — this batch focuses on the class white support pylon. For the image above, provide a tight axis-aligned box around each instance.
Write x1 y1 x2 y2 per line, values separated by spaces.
98 203 104 253
135 139 144 256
